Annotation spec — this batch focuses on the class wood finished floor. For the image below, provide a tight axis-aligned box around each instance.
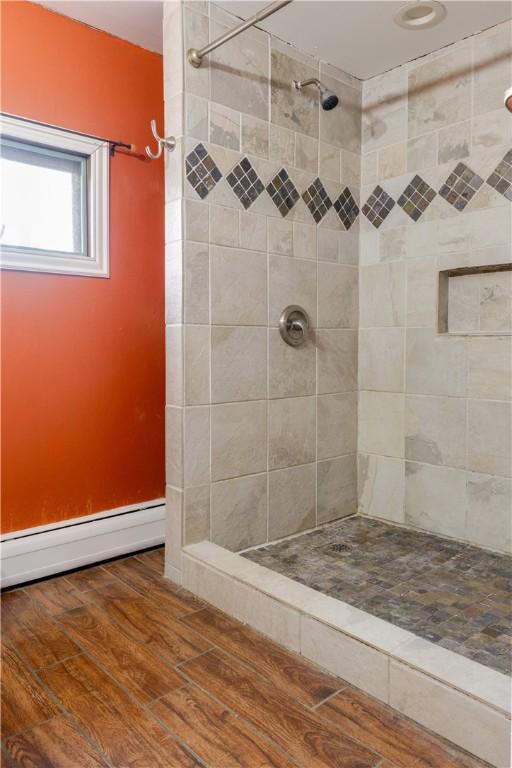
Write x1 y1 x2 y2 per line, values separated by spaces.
1 547 491 768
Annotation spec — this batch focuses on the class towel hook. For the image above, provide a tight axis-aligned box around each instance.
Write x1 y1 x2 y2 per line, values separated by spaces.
145 119 176 159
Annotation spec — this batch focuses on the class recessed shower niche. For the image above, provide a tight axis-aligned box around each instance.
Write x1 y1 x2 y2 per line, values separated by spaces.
438 263 512 335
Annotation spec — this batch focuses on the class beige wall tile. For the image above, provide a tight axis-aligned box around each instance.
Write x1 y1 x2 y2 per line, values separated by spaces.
467 399 511 477
317 264 358 328
379 142 406 180
211 326 267 403
269 123 295 165
166 325 183 406
317 329 358 394
406 329 466 397
408 45 471 138
361 152 378 186
183 8 209 99
209 103 240 151
166 406 183 488
467 472 512 554
183 242 209 324
186 94 208 141
269 396 316 470
185 325 210 405
405 462 466 539
295 133 318 173
380 226 406 263
363 66 407 153
359 391 405 458
239 210 267 252
184 485 210 545
406 259 436 328
271 49 319 138
358 454 405 523
268 217 293 256
184 198 209 243
269 255 317 327
317 228 339 263
211 400 267 480
359 328 404 392
467 337 512 401
321 78 361 153
319 142 341 182
268 464 316 539
341 150 361 187
301 616 389 700
211 18 269 120
405 395 466 469
210 205 239 247
241 114 269 158
166 241 183 325
407 133 438 173
473 21 512 117
360 262 405 327
211 246 267 326
293 222 317 261
269 329 316 398
448 274 480 333
479 271 512 333
211 473 267 551
438 120 470 165
389 661 511 767
318 392 357 459
317 455 357 523
184 406 210 486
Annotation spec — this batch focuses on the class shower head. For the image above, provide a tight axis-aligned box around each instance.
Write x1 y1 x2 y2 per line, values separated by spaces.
292 79 339 111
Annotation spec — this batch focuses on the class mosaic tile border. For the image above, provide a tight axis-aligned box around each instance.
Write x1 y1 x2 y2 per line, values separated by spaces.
185 143 512 228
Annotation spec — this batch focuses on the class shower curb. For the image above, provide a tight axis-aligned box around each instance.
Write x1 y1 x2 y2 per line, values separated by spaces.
174 542 511 768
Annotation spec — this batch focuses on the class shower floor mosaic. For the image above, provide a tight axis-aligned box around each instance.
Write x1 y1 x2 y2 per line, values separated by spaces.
242 517 512 675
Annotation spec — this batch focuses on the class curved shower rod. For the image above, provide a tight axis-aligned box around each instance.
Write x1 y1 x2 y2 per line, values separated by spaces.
188 0 293 68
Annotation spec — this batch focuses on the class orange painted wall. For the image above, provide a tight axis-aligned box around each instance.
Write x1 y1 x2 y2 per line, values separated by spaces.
0 2 165 533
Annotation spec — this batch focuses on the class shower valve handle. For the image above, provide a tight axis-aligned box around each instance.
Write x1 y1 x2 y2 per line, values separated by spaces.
280 305 310 347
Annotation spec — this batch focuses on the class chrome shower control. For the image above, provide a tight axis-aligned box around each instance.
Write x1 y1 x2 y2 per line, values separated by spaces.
279 305 310 347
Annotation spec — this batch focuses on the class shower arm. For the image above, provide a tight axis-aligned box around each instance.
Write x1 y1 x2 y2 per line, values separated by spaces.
187 0 293 67
292 78 321 91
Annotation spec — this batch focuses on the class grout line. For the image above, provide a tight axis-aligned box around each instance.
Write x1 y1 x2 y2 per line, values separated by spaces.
311 685 347 711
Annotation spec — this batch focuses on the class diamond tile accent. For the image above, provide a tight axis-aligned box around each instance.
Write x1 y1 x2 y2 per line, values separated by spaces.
185 143 222 200
266 169 300 217
226 157 265 210
439 162 484 211
397 174 437 221
487 149 512 202
362 185 395 228
333 187 359 230
302 178 332 223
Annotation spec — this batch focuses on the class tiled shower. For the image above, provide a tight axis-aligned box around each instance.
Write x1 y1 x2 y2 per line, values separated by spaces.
163 4 511 761
164 1 511 577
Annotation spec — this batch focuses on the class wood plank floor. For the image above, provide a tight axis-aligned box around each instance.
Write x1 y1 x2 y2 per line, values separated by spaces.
1 547 491 768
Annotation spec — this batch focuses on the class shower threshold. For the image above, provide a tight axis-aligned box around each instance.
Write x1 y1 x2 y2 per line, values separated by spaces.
243 517 511 676
177 518 511 767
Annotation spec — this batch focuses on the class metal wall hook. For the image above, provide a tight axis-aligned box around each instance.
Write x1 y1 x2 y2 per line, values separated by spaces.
145 119 176 159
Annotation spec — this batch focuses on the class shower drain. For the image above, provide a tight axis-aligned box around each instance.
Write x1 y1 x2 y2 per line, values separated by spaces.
329 543 352 553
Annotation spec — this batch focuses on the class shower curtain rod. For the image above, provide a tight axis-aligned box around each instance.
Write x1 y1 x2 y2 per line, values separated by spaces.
188 0 293 67
0 111 136 157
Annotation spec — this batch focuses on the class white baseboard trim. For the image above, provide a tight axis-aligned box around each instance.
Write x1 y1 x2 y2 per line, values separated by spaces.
0 499 166 588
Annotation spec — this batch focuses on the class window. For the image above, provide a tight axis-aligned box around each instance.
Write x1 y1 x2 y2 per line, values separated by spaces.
0 115 109 277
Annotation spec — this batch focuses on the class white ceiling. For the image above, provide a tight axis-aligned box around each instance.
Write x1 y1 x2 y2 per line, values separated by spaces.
39 1 164 54
38 1 511 79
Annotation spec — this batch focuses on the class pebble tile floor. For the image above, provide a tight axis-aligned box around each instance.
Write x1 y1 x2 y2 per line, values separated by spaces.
242 517 512 675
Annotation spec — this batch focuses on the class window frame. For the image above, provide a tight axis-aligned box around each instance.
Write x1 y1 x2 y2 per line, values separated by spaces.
0 114 109 278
